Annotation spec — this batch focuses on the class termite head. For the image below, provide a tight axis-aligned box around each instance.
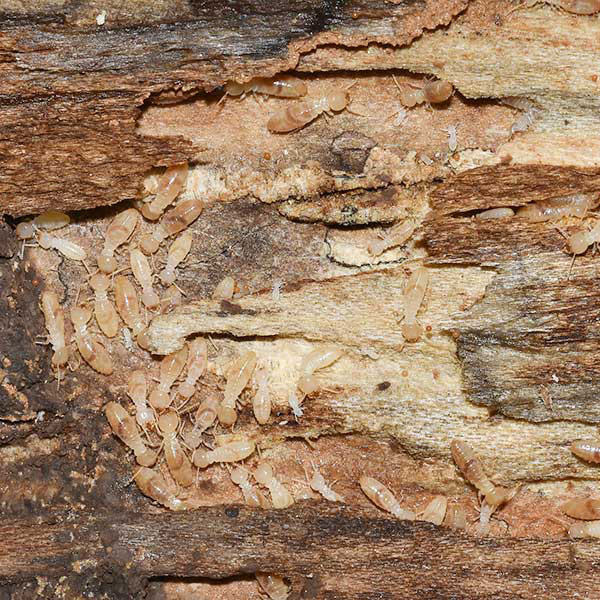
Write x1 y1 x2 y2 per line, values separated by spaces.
485 485 517 510
52 347 69 367
16 221 35 240
37 231 53 249
224 81 245 96
298 374 318 396
192 449 210 469
230 466 249 485
71 306 92 328
135 448 158 467
89 273 110 293
149 389 171 410
567 230 590 255
142 289 160 309
402 322 423 343
423 80 453 104
566 0 600 15
97 252 117 274
136 329 151 349
159 267 176 286
139 233 160 255
140 204 161 221
158 411 179 435
329 90 349 112
217 404 237 427
255 462 273 485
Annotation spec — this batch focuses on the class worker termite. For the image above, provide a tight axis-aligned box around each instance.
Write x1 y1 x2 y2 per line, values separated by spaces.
192 437 256 468
114 275 146 338
37 231 87 266
307 463 344 502
230 466 270 508
159 231 193 286
571 439 600 463
562 497 600 520
177 338 208 399
565 221 600 255
134 467 187 511
158 411 195 487
16 210 70 258
267 88 352 133
367 220 416 257
143 163 188 221
224 75 307 99
254 462 294 509
392 75 453 108
183 394 220 449
401 267 429 343
474 207 515 220
130 249 160 309
255 573 290 600
517 193 597 223
297 345 343 395
71 307 113 375
88 273 119 338
39 291 69 368
359 475 416 520
253 366 271 425
139 198 204 255
450 440 516 511
509 0 600 15
97 208 138 273
212 276 236 301
127 370 155 430
218 351 257 426
149 346 188 409
105 401 157 466
419 495 448 526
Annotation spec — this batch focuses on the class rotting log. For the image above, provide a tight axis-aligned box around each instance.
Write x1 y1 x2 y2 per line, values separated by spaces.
4 0 600 599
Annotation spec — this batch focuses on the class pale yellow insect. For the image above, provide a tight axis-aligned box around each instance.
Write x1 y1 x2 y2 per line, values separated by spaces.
420 495 448 526
130 248 160 309
192 437 256 468
509 0 600 15
139 198 204 255
225 75 307 99
230 466 271 508
474 208 515 220
218 351 258 426
254 462 294 509
253 366 272 425
297 346 343 395
144 163 188 221
518 193 597 223
89 273 119 338
183 394 220 449
444 504 468 530
571 439 600 463
212 275 236 301
158 411 195 487
16 210 70 241
37 231 87 263
39 291 69 368
177 338 208 399
127 370 155 430
565 221 600 255
71 307 113 375
255 573 290 600
569 521 600 539
134 467 187 511
393 76 453 108
97 208 138 273
159 231 193 286
149 346 188 409
562 497 600 520
359 475 415 520
105 401 156 466
367 220 416 257
267 89 350 133
401 267 429 343
308 463 344 502
114 275 145 338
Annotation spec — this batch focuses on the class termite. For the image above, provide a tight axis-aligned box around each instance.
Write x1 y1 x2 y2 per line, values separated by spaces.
287 389 304 420
474 207 515 220
420 495 448 526
114 275 146 337
267 89 351 133
159 231 193 286
71 307 113 375
562 497 600 520
450 440 515 510
149 346 188 409
253 366 271 425
225 75 307 99
565 221 600 255
158 411 195 487
444 504 468 530
127 370 155 430
517 193 597 223
298 346 343 395
255 573 290 600
212 276 236 301
401 267 429 343
308 463 344 502
569 521 600 539
134 467 187 511
218 351 258 426
104 401 157 466
230 466 271 508
359 475 416 520
177 338 208 399
144 163 189 221
89 273 119 338
509 0 600 15
97 208 138 273
367 220 416 257
192 437 256 468
571 439 600 463
37 231 87 264
393 75 453 108
139 198 204 255
130 249 160 309
254 462 294 509
39 291 69 368
16 210 70 241
183 394 220 449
